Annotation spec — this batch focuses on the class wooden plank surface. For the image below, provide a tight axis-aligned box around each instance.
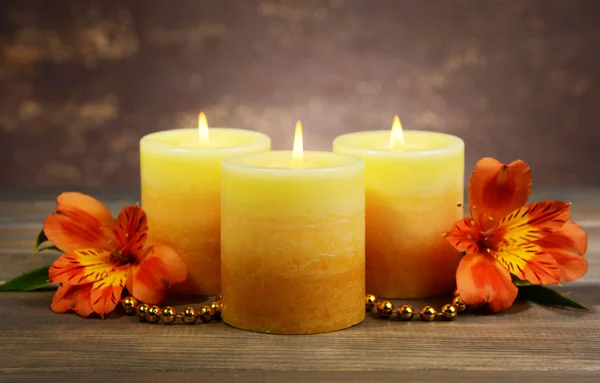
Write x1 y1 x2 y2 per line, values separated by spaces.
1 189 599 381
2 371 600 383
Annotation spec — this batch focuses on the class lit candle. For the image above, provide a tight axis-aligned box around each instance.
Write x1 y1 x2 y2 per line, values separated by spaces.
221 122 365 334
140 113 271 295
333 116 464 298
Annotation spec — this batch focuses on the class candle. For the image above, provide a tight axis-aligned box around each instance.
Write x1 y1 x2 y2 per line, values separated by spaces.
140 113 271 295
333 116 464 298
221 122 365 334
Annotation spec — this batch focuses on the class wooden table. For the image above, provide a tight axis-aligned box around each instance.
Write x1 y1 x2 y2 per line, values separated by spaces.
1 189 599 382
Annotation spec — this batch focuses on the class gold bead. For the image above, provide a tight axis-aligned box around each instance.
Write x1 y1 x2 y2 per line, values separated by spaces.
453 288 460 297
397 304 415 321
198 305 214 323
365 294 377 311
147 305 161 323
121 296 138 315
216 293 222 302
181 306 198 325
209 301 222 320
441 304 457 321
136 303 150 322
452 296 467 312
376 300 394 318
159 306 177 324
420 305 437 321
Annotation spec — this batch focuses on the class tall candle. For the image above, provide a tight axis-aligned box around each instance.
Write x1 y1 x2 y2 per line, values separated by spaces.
221 122 365 334
333 116 464 298
140 113 271 295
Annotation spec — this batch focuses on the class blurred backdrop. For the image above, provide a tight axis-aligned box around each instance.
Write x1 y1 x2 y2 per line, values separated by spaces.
0 0 599 187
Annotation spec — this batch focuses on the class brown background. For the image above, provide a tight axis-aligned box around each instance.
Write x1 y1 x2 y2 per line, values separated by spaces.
0 0 599 187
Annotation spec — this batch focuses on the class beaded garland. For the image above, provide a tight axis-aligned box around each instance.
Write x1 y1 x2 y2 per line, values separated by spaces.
121 291 468 324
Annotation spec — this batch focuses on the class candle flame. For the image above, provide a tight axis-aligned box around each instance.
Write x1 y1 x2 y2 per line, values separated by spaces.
389 115 404 149
198 112 210 147
291 120 303 167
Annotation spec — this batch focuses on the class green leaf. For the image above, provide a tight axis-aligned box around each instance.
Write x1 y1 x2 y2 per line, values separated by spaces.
33 229 48 252
0 266 51 291
511 275 533 287
518 284 588 310
37 245 61 252
33 229 61 253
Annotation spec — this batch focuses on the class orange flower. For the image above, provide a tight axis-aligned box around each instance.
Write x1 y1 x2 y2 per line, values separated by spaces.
45 192 187 317
445 158 588 312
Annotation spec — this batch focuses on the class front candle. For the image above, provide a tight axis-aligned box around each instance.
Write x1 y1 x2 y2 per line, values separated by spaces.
220 149 365 334
333 123 464 298
140 121 271 295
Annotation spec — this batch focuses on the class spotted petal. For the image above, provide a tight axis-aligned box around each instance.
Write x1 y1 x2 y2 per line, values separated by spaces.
113 205 148 259
493 201 571 245
49 248 116 285
493 243 561 284
468 158 532 231
445 217 482 254
90 267 128 318
489 201 568 284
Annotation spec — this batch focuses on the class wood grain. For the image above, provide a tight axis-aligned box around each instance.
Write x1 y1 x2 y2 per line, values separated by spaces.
0 188 599 380
2 371 600 383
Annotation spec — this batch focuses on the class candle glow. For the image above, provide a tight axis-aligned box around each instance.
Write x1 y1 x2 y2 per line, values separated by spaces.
291 120 303 167
389 115 404 150
198 112 210 147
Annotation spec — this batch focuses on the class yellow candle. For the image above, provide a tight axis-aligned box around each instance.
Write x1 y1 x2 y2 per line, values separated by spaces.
140 113 271 295
333 116 464 298
221 122 365 334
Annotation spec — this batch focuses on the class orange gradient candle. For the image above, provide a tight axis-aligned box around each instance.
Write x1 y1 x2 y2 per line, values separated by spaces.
221 122 365 334
140 113 271 295
333 116 464 298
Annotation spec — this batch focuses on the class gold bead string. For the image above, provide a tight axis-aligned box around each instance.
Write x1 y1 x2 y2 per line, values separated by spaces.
121 294 223 324
366 293 467 322
121 291 468 325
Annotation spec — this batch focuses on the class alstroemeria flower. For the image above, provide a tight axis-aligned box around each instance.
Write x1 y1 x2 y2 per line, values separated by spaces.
445 158 588 312
45 192 187 317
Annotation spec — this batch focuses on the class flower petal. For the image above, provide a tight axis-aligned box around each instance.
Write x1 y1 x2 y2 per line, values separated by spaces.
130 263 167 304
56 192 114 226
468 158 532 231
49 248 115 285
44 192 115 253
143 244 187 284
90 267 128 318
445 217 482 254
51 283 94 317
113 205 148 259
493 201 571 245
535 221 588 282
130 244 187 304
538 220 587 255
493 243 561 284
456 252 518 312
490 201 567 284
